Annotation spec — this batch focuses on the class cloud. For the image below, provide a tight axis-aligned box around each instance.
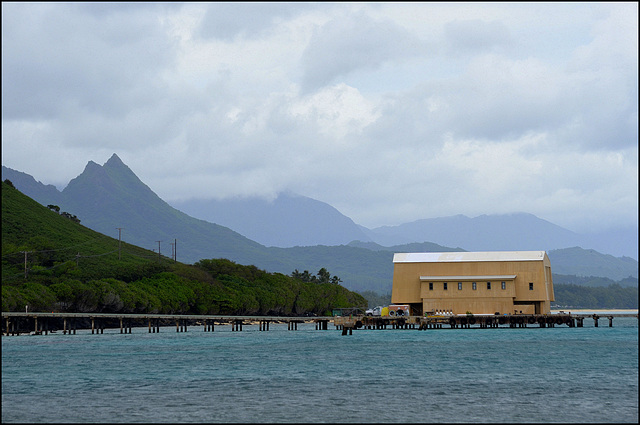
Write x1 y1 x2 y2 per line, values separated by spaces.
443 19 513 54
2 3 177 122
300 11 426 92
1 2 637 236
196 3 313 41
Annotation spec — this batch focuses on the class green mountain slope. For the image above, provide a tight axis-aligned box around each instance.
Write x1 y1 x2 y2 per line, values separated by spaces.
2 181 366 314
60 154 275 266
2 179 158 280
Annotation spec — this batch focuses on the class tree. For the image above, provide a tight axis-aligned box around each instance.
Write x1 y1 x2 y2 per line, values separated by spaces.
61 212 81 223
47 205 60 213
317 268 331 284
292 268 343 285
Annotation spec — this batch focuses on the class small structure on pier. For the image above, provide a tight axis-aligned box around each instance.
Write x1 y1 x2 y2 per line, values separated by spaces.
391 251 555 316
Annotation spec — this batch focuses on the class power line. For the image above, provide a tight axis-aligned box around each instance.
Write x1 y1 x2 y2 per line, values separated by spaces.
116 227 124 260
169 239 177 262
1 236 105 258
156 241 162 263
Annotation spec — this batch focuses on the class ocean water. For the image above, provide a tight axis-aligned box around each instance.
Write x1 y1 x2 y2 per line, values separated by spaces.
2 318 638 423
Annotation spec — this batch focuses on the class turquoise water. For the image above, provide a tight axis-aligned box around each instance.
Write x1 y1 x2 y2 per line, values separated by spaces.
2 319 638 423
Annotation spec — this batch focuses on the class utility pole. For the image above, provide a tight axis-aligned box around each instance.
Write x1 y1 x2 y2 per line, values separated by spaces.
156 241 162 263
23 251 28 279
170 242 175 262
174 239 177 262
116 227 124 260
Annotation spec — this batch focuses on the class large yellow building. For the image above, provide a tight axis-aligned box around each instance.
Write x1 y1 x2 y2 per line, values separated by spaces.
391 251 555 315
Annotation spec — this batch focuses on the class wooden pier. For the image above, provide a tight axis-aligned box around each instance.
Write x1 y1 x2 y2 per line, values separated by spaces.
1 311 636 336
333 312 638 334
1 312 330 336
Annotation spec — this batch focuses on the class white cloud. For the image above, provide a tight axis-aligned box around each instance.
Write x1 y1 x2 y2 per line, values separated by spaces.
1 2 637 236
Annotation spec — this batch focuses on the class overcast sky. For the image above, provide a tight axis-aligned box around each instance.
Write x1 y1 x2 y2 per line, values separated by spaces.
2 2 637 234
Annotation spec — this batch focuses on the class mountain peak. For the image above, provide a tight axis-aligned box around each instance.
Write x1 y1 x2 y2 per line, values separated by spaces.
104 153 126 168
82 160 104 174
102 154 140 184
104 153 133 173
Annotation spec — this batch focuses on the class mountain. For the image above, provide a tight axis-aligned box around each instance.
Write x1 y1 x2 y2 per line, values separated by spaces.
3 155 276 269
346 241 637 282
366 213 580 250
4 161 636 260
170 192 372 247
547 247 638 281
578 225 639 260
1 156 395 292
364 213 638 260
2 156 637 295
1 167 62 207
1 180 367 315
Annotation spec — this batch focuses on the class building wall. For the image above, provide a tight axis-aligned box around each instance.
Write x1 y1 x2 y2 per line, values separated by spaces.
391 253 554 315
419 279 521 315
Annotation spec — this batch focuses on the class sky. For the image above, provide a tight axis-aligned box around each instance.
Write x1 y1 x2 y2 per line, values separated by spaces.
2 2 638 234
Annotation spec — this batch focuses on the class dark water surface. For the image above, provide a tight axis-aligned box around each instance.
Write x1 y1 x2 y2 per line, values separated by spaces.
2 318 638 423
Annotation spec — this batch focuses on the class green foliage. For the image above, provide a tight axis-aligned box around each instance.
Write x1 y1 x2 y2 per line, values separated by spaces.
552 283 638 309
19 282 57 312
194 259 366 315
291 267 342 285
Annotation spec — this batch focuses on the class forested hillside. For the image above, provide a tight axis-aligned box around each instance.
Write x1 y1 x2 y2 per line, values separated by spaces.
552 284 637 309
1 181 366 315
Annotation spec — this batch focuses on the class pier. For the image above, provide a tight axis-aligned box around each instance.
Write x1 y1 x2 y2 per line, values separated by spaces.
1 312 331 336
2 312 636 336
334 312 638 333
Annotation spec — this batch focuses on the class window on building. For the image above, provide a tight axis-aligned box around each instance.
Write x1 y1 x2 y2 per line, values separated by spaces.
458 282 462 290
487 281 491 290
501 281 506 290
529 282 534 290
443 282 448 290
472 282 477 290
429 282 433 291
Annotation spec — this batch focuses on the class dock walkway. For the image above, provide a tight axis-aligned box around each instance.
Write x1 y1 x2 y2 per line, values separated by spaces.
1 312 331 336
334 312 638 334
2 312 637 336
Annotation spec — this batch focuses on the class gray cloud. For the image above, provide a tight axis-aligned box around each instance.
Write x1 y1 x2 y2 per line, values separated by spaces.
1 2 637 236
197 3 313 40
300 11 427 92
2 3 177 122
444 19 513 54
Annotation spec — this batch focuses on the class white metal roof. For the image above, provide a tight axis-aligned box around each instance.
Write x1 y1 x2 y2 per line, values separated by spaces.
393 251 546 263
419 275 517 280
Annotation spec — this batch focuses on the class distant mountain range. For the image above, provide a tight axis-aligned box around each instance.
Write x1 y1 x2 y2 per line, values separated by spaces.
365 215 638 261
2 155 637 294
171 192 371 248
171 180 636 261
